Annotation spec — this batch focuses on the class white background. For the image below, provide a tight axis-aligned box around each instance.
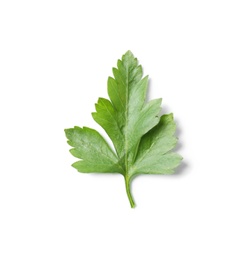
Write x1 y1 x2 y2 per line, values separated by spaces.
1 1 252 259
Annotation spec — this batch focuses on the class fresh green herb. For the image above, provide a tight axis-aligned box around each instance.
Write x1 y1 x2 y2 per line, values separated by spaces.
65 51 182 207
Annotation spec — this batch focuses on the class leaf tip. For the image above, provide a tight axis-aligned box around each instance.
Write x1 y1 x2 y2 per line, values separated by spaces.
64 128 74 139
92 111 99 121
167 113 174 120
157 97 162 104
71 161 80 170
122 50 136 63
143 75 149 81
125 50 133 56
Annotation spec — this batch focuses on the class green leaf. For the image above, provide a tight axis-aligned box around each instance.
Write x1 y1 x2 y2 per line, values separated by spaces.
65 51 182 208
65 127 123 173
133 114 182 174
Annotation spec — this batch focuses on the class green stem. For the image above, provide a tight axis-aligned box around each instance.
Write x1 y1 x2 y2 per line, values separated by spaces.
124 176 135 208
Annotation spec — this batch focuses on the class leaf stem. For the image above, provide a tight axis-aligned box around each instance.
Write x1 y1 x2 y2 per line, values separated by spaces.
124 176 135 208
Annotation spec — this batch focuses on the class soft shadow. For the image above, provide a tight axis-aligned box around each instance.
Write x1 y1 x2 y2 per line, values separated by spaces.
173 118 182 152
171 160 189 177
146 77 152 102
130 160 189 183
172 117 188 176
160 104 171 115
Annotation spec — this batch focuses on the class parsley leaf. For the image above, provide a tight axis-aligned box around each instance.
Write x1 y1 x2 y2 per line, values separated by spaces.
65 51 182 207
